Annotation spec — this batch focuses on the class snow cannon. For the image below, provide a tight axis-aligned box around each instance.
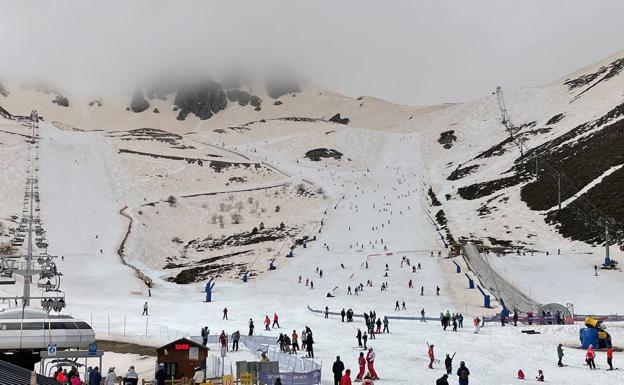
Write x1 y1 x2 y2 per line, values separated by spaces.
579 316 612 349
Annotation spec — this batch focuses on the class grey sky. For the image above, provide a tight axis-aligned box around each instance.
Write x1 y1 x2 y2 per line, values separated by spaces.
1 0 623 105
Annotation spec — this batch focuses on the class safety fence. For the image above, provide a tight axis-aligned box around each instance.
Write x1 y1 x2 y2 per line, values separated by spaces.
83 312 188 341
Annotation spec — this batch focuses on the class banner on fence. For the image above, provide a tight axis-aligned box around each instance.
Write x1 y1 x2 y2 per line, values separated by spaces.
259 369 321 385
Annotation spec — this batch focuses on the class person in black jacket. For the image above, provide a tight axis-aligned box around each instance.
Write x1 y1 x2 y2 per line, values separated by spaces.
332 356 345 385
155 364 166 385
436 374 449 385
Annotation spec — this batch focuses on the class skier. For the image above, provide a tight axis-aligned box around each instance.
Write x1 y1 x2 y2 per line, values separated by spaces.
402 301 406 310
341 308 346 322
427 343 435 369
456 361 470 385
395 301 400 311
366 347 379 380
248 319 255 335
265 315 271 331
333 356 345 385
356 352 366 381
607 346 614 370
273 313 280 328
356 329 362 347
382 316 389 333
223 307 228 320
142 302 148 316
348 286 352 295
557 344 564 367
408 279 413 288
340 369 352 385
473 317 480 334
445 353 455 375
586 344 596 369
536 369 544 382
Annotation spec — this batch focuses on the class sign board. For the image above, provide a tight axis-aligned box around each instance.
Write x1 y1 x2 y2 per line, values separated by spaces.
222 374 234 385
259 370 321 385
240 372 253 385
189 346 199 360
88 342 97 356
47 344 57 357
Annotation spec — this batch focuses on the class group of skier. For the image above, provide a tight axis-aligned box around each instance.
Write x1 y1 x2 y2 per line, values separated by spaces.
440 311 464 332
332 348 380 384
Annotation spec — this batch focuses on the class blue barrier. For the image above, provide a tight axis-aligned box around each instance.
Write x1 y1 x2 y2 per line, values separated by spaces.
476 285 491 308
464 273 474 289
452 260 461 273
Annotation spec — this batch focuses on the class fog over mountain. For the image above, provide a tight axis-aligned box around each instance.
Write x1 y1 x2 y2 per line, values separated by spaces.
1 0 624 104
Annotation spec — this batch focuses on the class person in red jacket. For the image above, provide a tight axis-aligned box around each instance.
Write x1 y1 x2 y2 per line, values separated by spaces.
607 346 614 370
264 315 271 331
273 313 280 328
356 352 366 381
517 369 525 379
586 345 596 369
366 347 379 380
427 343 435 369
340 369 352 385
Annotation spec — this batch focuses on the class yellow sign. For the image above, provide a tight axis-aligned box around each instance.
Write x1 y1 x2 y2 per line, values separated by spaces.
240 372 253 385
222 374 234 385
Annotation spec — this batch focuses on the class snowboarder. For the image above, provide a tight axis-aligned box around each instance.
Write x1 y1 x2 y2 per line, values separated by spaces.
456 361 470 385
333 356 345 385
557 344 564 367
366 347 379 380
356 352 366 381
427 343 435 369
445 353 455 375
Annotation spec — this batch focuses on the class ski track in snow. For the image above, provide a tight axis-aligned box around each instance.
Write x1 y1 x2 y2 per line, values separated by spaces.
3 122 622 384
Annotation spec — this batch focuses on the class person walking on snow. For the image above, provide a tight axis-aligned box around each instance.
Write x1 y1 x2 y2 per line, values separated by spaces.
223 307 228 320
341 309 346 322
248 319 255 335
366 347 379 380
375 318 382 334
586 344 596 369
382 316 389 333
427 343 435 369
395 301 400 311
356 352 366 381
332 356 345 385
264 315 271 331
408 279 413 289
232 330 240 351
421 308 426 322
557 343 564 367
456 361 470 385
362 332 368 350
356 329 362 347
607 346 614 370
142 302 148 316
273 313 280 328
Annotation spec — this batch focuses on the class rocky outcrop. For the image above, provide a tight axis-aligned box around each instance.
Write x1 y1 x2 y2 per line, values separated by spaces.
173 80 227 120
52 95 69 107
329 113 349 125
130 90 150 113
226 89 262 108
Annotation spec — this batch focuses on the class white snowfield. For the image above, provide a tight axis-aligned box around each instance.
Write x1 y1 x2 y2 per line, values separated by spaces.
1 50 624 384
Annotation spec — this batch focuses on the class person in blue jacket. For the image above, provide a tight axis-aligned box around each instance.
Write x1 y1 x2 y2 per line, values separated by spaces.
156 363 166 385
88 366 102 385
456 361 470 385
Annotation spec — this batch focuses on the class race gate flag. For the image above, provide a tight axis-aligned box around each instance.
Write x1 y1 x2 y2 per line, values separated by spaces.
222 374 233 385
47 344 57 357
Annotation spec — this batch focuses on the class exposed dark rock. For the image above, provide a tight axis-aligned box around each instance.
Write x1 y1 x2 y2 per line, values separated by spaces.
458 174 527 200
329 113 349 125
52 95 69 107
565 57 624 97
88 99 103 107
428 187 441 206
438 130 457 149
130 90 150 113
174 80 227 120
448 164 479 181
273 100 283 106
250 95 262 107
546 113 565 125
304 148 343 161
254 106 261 111
153 108 159 113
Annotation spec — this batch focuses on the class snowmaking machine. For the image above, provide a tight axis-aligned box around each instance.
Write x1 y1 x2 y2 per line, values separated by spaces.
579 316 612 349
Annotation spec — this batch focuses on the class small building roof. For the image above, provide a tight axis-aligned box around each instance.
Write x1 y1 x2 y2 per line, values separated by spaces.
156 338 207 353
